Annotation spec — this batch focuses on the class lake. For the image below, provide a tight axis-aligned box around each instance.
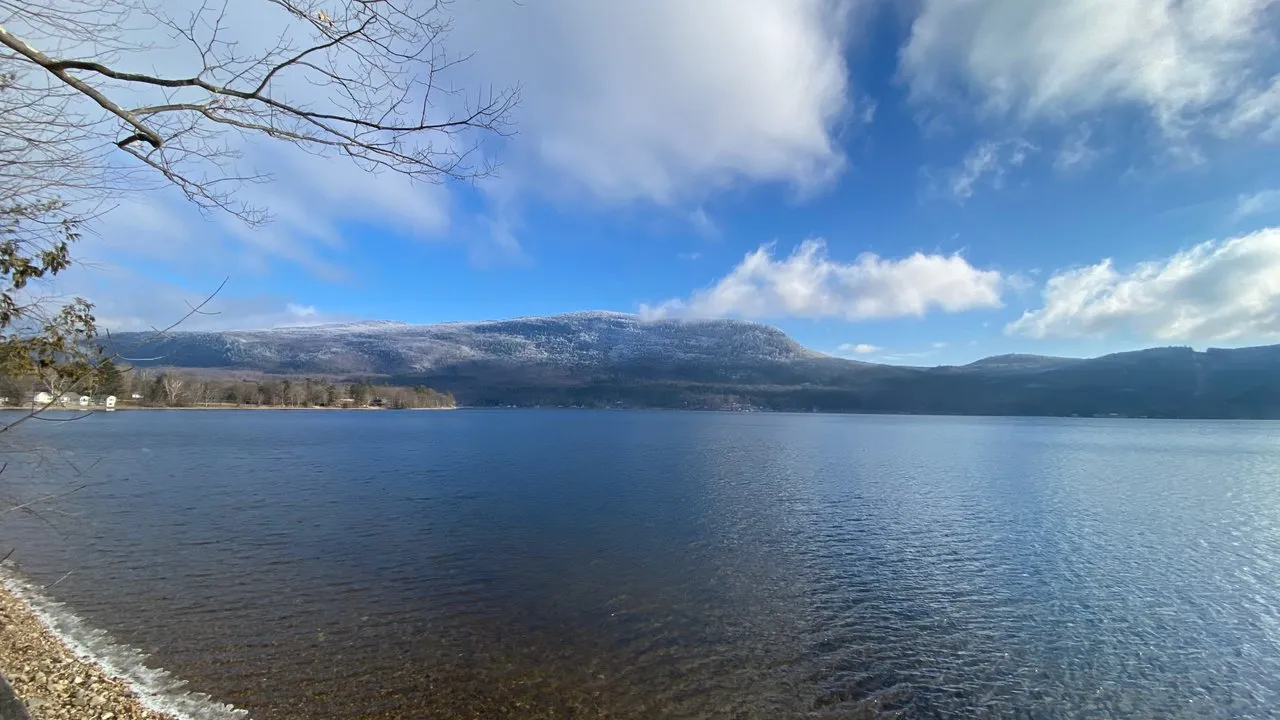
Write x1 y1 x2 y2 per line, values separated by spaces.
3 410 1280 718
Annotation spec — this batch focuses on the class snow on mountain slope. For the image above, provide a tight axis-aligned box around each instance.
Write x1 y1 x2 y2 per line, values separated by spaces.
103 314 1280 417
108 312 823 375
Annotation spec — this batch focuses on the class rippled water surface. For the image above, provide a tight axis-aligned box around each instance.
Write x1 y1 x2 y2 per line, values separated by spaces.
5 410 1280 718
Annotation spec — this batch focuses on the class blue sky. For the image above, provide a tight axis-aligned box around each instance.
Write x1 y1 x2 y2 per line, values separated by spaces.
56 0 1280 365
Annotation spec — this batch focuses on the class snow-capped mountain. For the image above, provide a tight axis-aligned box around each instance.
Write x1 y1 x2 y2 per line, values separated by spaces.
107 311 827 376
104 312 1280 418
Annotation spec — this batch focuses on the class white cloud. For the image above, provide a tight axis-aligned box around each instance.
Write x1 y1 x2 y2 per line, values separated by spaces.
690 208 720 240
448 0 855 204
468 215 532 269
1226 75 1280 140
285 303 319 319
838 343 881 355
1008 228 1280 341
7 0 468 293
640 239 1005 321
902 0 1280 140
46 264 349 333
1054 126 1099 171
948 139 1035 199
1234 189 1280 221
876 350 939 365
54 135 471 326
14 0 864 302
173 143 453 281
1005 273 1037 294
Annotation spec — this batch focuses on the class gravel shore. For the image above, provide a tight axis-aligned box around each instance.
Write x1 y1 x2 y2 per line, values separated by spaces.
0 581 174 720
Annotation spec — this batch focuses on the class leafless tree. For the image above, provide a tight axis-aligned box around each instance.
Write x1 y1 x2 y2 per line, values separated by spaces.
130 368 152 397
2 1 513 419
2 1 511 557
191 379 213 405
285 381 306 407
159 372 185 404
0 0 517 223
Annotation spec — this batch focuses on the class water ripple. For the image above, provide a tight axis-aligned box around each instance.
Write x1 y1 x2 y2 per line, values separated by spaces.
5 411 1280 718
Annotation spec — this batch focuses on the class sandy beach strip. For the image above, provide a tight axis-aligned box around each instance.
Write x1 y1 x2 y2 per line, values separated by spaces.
0 580 174 720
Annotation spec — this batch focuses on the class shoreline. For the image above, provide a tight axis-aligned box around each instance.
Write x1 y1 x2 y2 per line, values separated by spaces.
2 404 456 413
112 404 455 411
0 572 243 720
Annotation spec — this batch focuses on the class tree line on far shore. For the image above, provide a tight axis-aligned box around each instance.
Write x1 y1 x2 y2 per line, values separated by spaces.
0 361 455 409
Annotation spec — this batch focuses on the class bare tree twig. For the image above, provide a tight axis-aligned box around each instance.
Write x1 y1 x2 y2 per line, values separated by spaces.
1 0 518 222
2 0 515 558
26 410 94 423
44 567 74 589
0 483 86 516
0 26 164 147
146 276 228 338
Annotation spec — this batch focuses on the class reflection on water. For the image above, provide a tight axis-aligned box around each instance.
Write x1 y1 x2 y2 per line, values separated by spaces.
5 410 1280 718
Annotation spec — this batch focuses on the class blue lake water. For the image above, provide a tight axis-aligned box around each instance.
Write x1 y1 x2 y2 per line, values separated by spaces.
4 410 1280 718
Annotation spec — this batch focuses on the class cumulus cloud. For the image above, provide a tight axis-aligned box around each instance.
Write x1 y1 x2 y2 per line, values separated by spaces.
948 139 1035 199
448 0 854 204
640 240 1005 321
26 0 862 313
1007 228 1280 341
901 0 1280 140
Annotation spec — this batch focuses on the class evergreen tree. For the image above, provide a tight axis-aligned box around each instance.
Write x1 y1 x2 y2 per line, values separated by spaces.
97 359 123 396
350 380 373 407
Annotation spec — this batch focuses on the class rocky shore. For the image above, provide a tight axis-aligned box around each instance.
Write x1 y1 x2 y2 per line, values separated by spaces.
0 581 174 720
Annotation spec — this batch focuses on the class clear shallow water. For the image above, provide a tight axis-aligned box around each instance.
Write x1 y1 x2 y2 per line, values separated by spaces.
4 409 1280 718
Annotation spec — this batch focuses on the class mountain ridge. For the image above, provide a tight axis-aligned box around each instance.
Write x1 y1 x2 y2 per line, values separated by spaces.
104 313 1280 418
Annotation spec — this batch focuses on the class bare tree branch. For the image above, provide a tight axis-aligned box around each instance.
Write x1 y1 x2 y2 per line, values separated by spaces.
0 482 85 516
2 1 515 546
0 26 163 147
0 0 517 223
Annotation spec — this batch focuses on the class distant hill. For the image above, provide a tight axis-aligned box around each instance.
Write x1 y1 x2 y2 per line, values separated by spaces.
960 354 1082 371
104 313 1280 418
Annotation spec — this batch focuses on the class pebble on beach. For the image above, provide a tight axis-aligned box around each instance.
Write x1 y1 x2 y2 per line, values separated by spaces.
0 582 176 720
